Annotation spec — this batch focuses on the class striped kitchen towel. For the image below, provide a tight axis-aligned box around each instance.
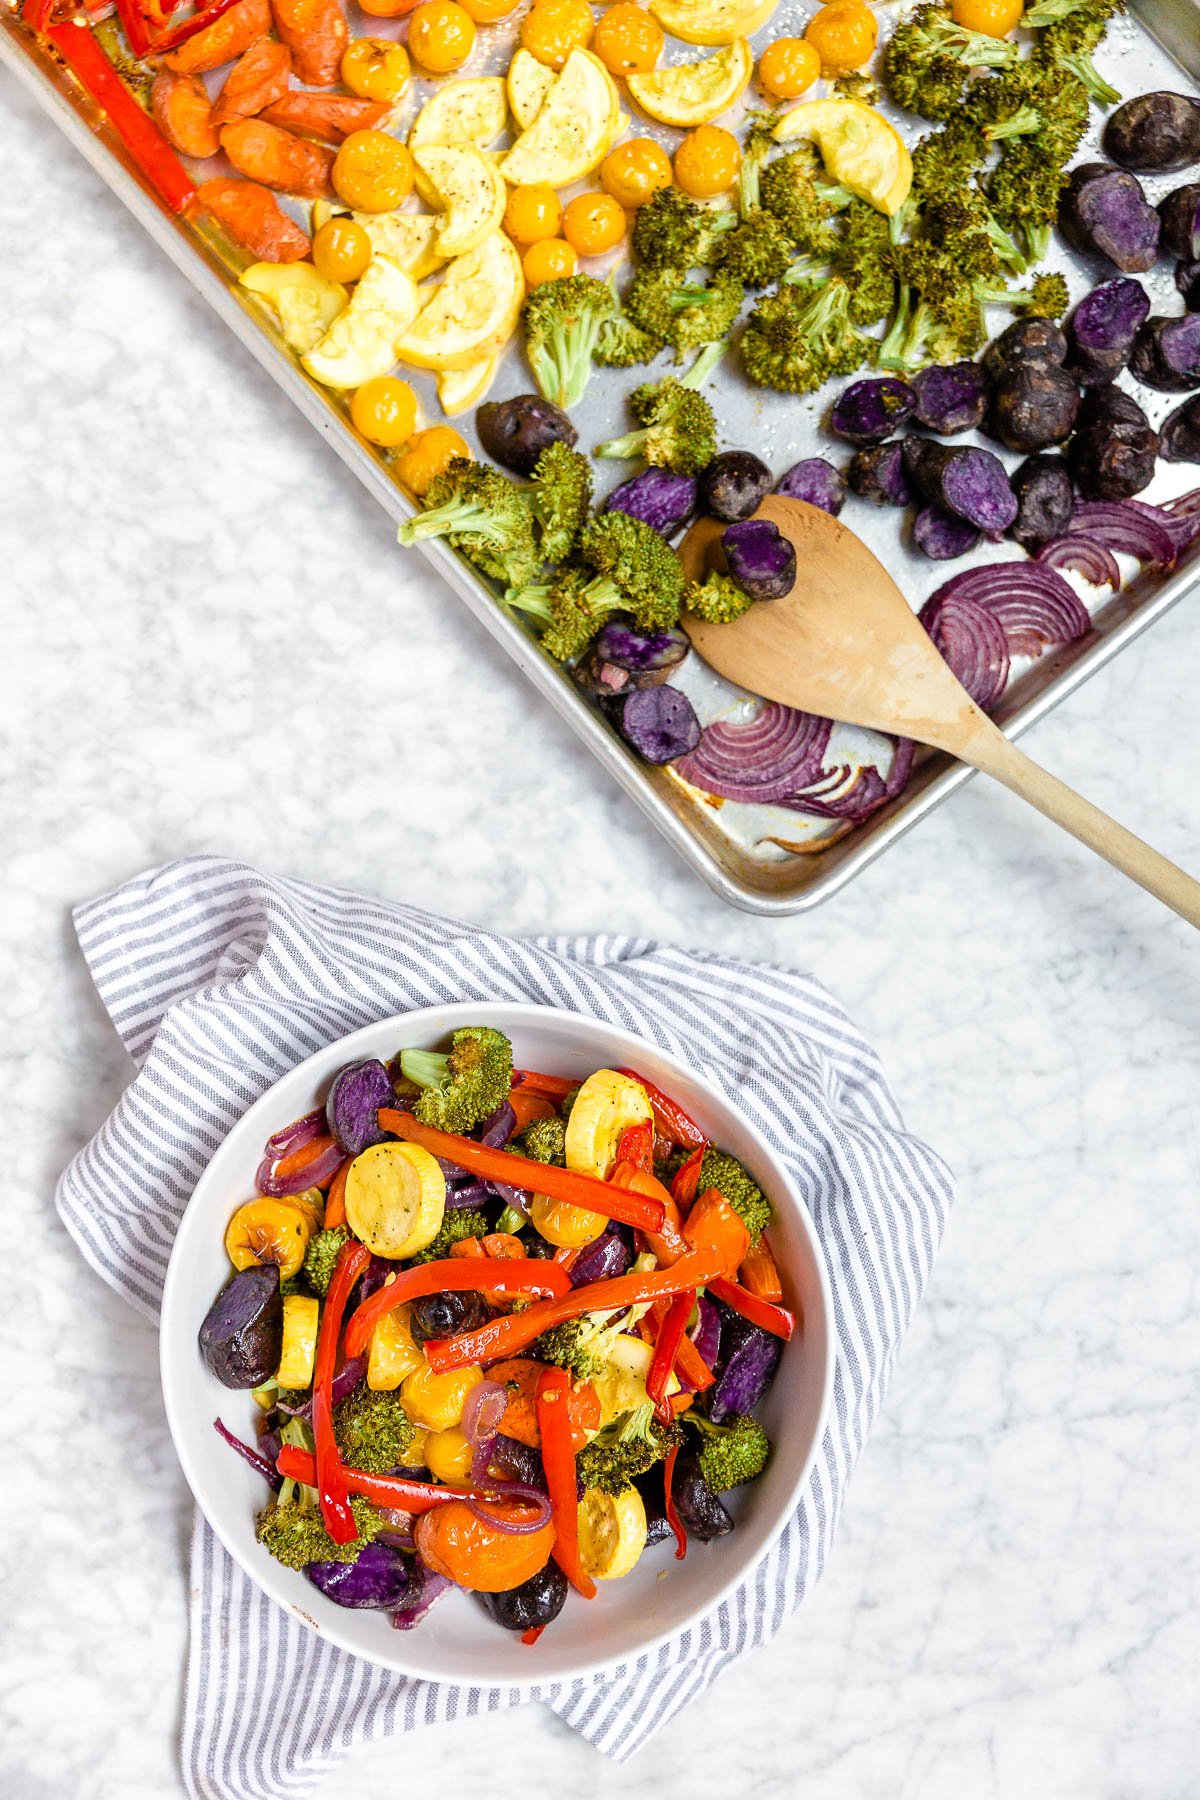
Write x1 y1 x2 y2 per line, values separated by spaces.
56 855 953 1798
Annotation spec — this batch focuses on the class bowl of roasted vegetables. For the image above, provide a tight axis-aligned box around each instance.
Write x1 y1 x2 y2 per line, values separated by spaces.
160 1002 833 1682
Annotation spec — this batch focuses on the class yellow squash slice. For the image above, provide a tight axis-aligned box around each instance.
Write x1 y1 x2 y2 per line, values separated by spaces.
626 38 752 127
647 0 776 45
343 1139 446 1257
276 1294 320 1389
506 47 556 131
565 1068 654 1178
395 230 525 370
354 210 446 281
437 353 501 414
239 262 347 355
499 48 619 189
773 97 913 217
301 255 421 389
413 143 508 257
409 76 508 153
578 1486 648 1580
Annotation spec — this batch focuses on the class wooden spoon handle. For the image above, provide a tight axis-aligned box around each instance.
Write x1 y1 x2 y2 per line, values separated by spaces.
959 724 1200 926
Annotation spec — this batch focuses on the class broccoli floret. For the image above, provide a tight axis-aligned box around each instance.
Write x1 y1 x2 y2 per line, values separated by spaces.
530 441 592 564
399 1025 513 1134
397 459 540 589
738 109 782 217
698 1146 772 1244
303 1226 350 1299
332 1382 418 1473
975 270 1070 318
522 274 618 410
576 1405 680 1496
885 3 1019 121
716 209 797 287
594 364 719 474
877 205 1002 374
910 120 989 202
832 71 880 104
513 1114 567 1164
595 310 664 368
1031 0 1122 107
742 277 873 395
625 268 743 360
580 512 686 614
829 199 898 325
255 1493 383 1570
685 1411 770 1491
963 61 1090 165
532 1302 643 1380
410 1208 489 1264
631 187 738 272
987 140 1069 264
684 570 754 623
760 151 840 257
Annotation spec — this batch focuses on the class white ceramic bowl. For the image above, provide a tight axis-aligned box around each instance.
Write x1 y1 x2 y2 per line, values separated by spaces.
160 1002 834 1689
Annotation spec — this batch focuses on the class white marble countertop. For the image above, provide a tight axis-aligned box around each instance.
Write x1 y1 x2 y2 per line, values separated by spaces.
4 61 1200 1799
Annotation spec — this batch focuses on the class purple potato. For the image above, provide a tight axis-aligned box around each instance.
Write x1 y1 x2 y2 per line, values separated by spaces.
199 1266 282 1389
613 686 702 764
1009 454 1075 552
774 456 847 515
706 1306 782 1422
1065 277 1150 385
698 451 773 521
410 1288 489 1341
1077 384 1150 430
306 1541 412 1610
670 1450 733 1541
1103 91 1200 174
489 1434 547 1491
829 375 916 445
568 1223 632 1286
1160 395 1200 461
982 317 1068 381
1058 162 1160 274
1159 182 1200 260
911 360 988 434
480 1564 568 1632
1177 260 1200 310
1131 312 1200 392
1067 420 1159 500
326 1058 393 1155
912 504 983 560
986 362 1080 454
574 621 691 698
723 518 797 600
902 438 1018 532
847 440 912 507
477 395 576 476
605 468 698 537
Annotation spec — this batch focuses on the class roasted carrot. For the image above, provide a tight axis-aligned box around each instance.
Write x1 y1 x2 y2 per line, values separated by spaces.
322 1158 349 1230
738 1236 784 1303
165 0 270 74
210 37 292 127
269 0 347 87
196 176 311 261
220 118 334 197
151 67 220 159
505 1087 559 1133
258 90 388 142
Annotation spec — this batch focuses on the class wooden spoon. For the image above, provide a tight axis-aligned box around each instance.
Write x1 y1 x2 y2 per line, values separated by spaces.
681 496 1200 924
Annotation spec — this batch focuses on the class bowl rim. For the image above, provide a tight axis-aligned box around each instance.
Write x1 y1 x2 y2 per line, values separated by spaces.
159 999 835 1692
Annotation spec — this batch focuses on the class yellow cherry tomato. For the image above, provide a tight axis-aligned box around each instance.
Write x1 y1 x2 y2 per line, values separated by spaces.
503 181 563 245
394 425 471 496
351 376 418 446
803 0 877 76
674 123 740 199
359 0 413 17
592 1 662 77
519 0 593 70
408 0 477 73
757 35 820 101
225 1199 311 1281
460 0 518 19
312 216 372 283
341 36 411 104
401 1358 482 1432
601 136 672 208
332 129 414 211
529 1192 608 1249
423 1425 475 1485
563 189 626 256
522 236 578 284
950 0 1024 33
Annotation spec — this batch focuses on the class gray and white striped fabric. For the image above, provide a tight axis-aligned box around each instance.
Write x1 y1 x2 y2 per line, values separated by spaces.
57 855 954 1798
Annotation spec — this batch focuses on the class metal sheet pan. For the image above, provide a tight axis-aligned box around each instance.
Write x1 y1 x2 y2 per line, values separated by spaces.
5 0 1199 914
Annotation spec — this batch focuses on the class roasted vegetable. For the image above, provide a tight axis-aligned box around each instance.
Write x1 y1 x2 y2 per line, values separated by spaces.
1009 453 1075 551
716 209 798 287
913 505 982 560
575 622 692 697
410 1208 489 1263
1067 387 1159 499
1160 395 1200 462
669 1447 733 1540
605 469 699 537
613 686 702 764
684 570 755 624
575 1405 680 1495
302 1225 349 1298
986 361 1081 454
327 1058 392 1155
697 1146 772 1244
306 1539 412 1609
332 1382 419 1472
1030 0 1123 108
910 361 988 435
884 2 1018 124
774 457 847 516
1103 91 1200 174
1065 276 1150 385
962 58 1090 167
530 442 592 564
982 316 1068 381
742 278 872 395
256 1493 383 1570
631 186 738 272
705 1304 782 1421
522 274 618 410
477 395 577 477
830 377 917 447
625 268 742 362
902 439 1019 533
685 1409 770 1491
480 1563 569 1631
400 1026 513 1135
509 514 686 662
1057 162 1160 274
397 460 540 590
594 359 721 476
722 519 797 603
699 451 773 522
759 150 841 258
200 1266 283 1389
987 140 1068 266
1129 312 1200 393
847 441 912 508
1177 260 1200 312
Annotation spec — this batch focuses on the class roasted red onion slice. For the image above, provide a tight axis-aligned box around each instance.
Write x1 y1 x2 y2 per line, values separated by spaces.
1130 492 1200 554
467 1481 554 1535
674 703 832 804
918 591 1012 708
1068 500 1175 568
462 1380 508 1484
784 737 914 822
1036 533 1122 590
330 1353 367 1406
256 1140 344 1197
922 561 1090 661
265 1109 326 1159
213 1417 282 1490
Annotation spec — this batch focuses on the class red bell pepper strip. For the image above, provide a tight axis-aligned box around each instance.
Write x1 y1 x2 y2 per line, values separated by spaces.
614 1069 705 1150
738 1236 784 1304
647 1288 695 1420
376 1110 666 1234
113 0 154 53
642 1298 712 1392
616 1121 654 1173
611 1160 689 1266
151 0 244 52
536 1366 596 1600
663 1445 687 1561
343 1255 570 1359
511 1070 577 1100
46 20 197 213
671 1146 705 1211
312 1239 371 1545
22 0 57 35
708 1276 795 1340
521 1625 546 1646
276 1445 509 1516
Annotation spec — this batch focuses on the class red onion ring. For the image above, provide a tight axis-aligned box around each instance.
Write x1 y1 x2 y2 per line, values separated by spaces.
392 1563 453 1630
921 562 1089 662
1130 496 1200 556
1036 533 1121 591
1068 501 1174 570
264 1108 325 1160
674 704 833 804
256 1141 345 1197
330 1353 367 1406
213 1418 282 1490
919 590 1012 708
467 1481 554 1535
462 1380 508 1484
